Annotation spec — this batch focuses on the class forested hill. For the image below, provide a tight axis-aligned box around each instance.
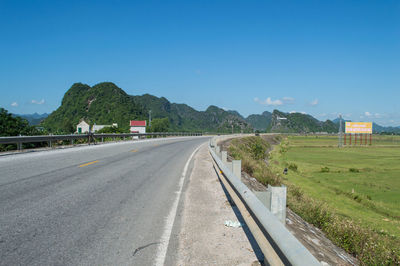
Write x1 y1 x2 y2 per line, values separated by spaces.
42 82 253 133
42 82 145 133
267 110 338 133
245 111 272 131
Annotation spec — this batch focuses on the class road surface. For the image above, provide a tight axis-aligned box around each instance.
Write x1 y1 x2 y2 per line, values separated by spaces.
0 137 208 265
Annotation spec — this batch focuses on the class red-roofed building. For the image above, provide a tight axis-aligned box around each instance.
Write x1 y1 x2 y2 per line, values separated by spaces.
130 120 147 134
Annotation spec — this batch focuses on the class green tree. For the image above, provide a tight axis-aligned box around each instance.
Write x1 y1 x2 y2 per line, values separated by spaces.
149 118 170 132
0 108 38 136
96 126 125 134
0 108 41 151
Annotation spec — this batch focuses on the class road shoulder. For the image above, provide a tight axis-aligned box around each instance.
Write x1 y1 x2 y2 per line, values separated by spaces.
175 144 261 265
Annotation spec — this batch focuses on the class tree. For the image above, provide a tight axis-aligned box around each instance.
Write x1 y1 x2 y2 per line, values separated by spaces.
0 108 38 136
96 126 125 134
0 108 41 151
149 118 170 132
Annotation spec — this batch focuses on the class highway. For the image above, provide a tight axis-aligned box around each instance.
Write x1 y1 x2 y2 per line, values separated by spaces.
0 137 208 265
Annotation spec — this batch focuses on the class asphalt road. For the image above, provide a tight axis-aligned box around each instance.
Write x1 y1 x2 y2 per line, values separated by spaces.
0 137 208 265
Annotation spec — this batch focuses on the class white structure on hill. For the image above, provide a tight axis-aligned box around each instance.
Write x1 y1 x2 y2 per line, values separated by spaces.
76 120 90 134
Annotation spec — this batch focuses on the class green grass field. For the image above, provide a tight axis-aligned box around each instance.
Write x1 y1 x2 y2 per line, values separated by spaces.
270 135 400 239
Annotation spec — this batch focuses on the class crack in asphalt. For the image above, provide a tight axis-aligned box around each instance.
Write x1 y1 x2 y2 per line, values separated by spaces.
132 242 160 257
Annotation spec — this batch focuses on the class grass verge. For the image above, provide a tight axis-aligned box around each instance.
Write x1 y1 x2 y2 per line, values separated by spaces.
228 135 400 265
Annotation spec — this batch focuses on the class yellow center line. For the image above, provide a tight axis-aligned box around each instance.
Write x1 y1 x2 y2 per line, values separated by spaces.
131 149 138 152
79 160 99 167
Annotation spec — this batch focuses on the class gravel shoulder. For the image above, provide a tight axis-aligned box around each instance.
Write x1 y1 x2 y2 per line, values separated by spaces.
176 144 262 265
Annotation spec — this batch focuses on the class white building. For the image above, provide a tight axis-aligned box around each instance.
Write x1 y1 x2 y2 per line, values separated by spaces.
130 120 146 134
76 120 90 134
92 123 118 132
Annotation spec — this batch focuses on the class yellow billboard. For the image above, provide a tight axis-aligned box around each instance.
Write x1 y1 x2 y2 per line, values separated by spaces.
345 122 373 134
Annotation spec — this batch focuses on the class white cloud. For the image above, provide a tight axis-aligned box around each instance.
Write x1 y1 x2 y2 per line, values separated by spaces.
290 111 307 114
31 99 45 105
266 97 283 106
254 97 283 106
283 97 294 101
364 112 382 119
310 99 319 106
11 102 18 107
282 97 295 104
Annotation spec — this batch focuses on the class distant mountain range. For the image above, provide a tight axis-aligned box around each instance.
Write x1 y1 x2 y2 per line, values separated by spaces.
13 113 49 126
41 82 252 133
23 81 396 134
331 118 400 134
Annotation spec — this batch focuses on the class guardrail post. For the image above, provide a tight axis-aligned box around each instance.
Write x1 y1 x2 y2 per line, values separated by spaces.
232 160 241 179
226 161 233 172
72 139 74 145
266 185 287 224
17 142 22 150
222 151 227 164
216 146 221 157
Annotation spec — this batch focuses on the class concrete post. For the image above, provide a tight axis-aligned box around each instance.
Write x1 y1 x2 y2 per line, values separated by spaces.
216 146 220 157
254 191 268 207
266 185 287 224
222 151 227 164
225 162 233 173
232 160 241 179
210 139 215 148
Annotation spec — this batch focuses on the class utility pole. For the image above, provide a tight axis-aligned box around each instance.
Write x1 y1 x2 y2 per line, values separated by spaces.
338 114 343 147
149 110 152 128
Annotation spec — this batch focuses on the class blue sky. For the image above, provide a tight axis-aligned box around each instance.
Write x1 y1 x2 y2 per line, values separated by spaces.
1 0 399 126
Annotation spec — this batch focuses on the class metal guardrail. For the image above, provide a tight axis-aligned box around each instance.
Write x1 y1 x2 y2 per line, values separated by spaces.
209 137 320 266
0 132 202 150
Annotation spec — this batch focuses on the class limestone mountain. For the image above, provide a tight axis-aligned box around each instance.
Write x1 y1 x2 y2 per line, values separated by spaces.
268 110 338 133
42 82 253 133
42 82 145 133
245 111 272 131
13 113 49 126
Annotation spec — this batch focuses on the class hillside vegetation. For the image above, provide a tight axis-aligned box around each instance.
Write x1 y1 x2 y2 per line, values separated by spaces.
268 110 338 133
42 82 145 133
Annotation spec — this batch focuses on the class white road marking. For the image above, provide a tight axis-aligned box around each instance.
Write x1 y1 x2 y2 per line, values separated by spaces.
154 143 204 266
